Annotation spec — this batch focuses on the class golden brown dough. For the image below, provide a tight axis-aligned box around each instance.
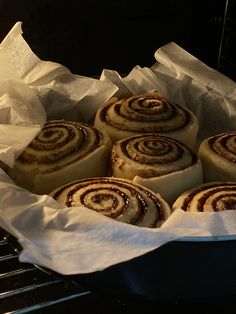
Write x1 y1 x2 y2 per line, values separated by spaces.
94 92 199 149
8 120 112 194
173 182 236 212
199 131 236 182
111 134 203 205
50 177 172 228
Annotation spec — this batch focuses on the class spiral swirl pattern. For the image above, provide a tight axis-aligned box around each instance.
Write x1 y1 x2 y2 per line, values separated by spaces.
101 93 190 131
112 134 198 179
208 132 236 162
173 182 236 212
50 177 172 228
95 93 194 134
18 120 104 173
199 131 236 182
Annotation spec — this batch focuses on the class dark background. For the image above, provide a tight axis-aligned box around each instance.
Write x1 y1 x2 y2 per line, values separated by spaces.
0 0 235 80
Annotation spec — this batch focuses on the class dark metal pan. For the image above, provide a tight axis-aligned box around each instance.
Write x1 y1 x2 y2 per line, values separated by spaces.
69 237 236 303
4 227 236 303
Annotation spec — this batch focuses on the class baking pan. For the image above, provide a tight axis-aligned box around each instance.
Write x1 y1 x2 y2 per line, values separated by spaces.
69 236 236 303
4 227 236 303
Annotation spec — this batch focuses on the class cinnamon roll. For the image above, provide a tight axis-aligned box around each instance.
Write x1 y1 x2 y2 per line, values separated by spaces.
8 120 112 194
94 92 199 148
50 177 172 228
172 182 236 212
111 134 203 205
198 131 236 182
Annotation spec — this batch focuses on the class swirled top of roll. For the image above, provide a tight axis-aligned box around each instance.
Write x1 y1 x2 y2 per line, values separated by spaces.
17 120 109 173
173 182 236 212
94 92 198 144
112 134 198 179
50 177 172 228
207 131 236 163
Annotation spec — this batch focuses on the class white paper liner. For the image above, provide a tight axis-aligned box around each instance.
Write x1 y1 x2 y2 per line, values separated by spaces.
1 22 236 275
0 79 46 167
